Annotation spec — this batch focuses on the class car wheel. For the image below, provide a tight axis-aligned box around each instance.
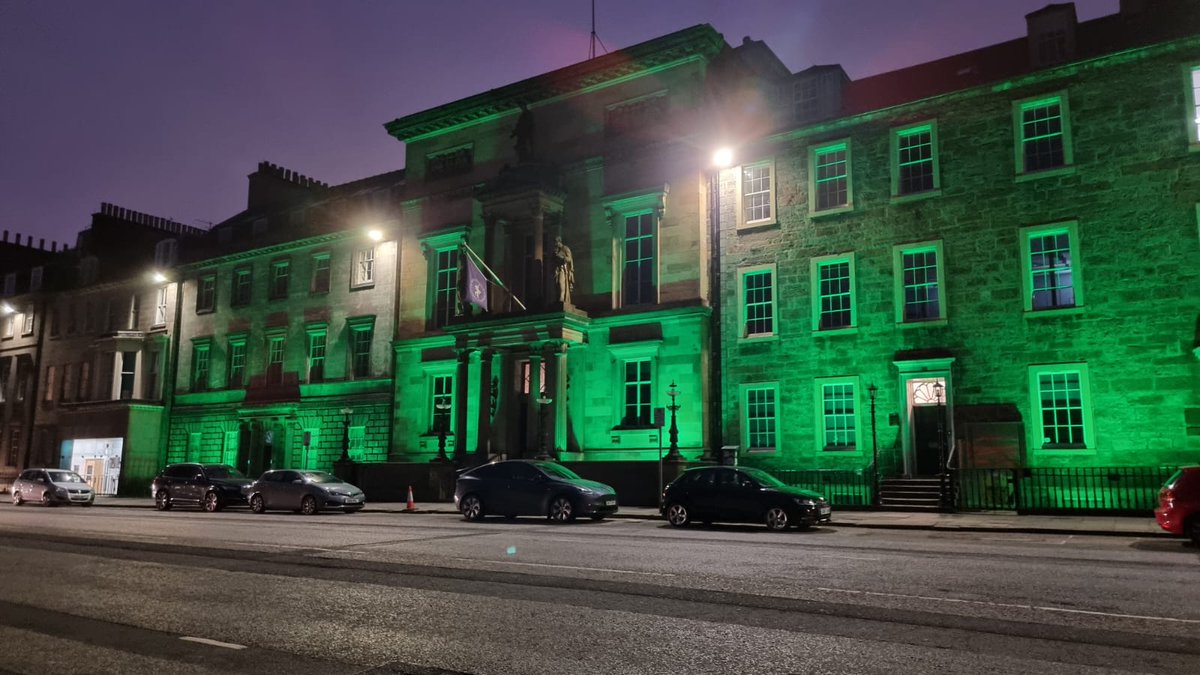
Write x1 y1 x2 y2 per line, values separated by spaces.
548 495 576 523
249 494 266 514
155 490 172 511
665 503 690 527
202 491 222 513
764 506 790 531
41 491 54 507
11 491 22 506
460 494 484 521
300 495 318 516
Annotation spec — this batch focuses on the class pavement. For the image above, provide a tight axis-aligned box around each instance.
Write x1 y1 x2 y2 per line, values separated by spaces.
86 496 1169 538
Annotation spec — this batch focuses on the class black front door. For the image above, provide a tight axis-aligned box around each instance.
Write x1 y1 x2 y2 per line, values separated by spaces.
913 406 945 476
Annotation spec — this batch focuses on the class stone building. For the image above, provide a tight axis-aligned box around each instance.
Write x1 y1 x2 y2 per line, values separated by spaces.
164 162 403 478
716 1 1200 504
383 25 749 476
33 204 198 495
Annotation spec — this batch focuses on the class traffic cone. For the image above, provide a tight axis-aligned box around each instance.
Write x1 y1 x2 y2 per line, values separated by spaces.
404 485 416 512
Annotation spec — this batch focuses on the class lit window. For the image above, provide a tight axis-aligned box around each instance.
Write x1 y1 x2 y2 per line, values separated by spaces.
192 342 211 391
1021 222 1081 312
740 267 775 338
810 141 852 212
1187 65 1200 145
1029 364 1093 450
118 351 136 400
349 318 374 378
306 328 326 383
743 384 778 451
269 260 290 300
893 242 945 323
430 374 453 434
21 307 33 336
154 287 168 326
232 267 252 306
353 247 375 288
227 338 246 388
1014 93 1073 175
196 274 216 313
622 213 655 306
892 122 939 196
812 254 856 331
311 253 331 294
740 161 775 226
44 366 56 402
621 358 652 427
816 379 857 451
266 336 285 384
432 247 459 328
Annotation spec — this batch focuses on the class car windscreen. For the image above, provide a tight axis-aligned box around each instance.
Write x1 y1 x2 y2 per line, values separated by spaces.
205 466 246 479
300 472 343 484
47 471 86 484
1163 470 1183 489
739 467 786 488
537 463 581 480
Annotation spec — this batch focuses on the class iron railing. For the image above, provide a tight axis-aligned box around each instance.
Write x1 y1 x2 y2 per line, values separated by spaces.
769 469 874 507
956 466 1175 515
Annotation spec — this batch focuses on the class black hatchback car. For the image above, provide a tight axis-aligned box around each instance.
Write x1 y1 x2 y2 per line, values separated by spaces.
661 466 831 531
151 463 252 512
455 460 618 523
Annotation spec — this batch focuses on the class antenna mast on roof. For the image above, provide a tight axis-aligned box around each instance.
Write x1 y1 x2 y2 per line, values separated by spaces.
589 0 608 59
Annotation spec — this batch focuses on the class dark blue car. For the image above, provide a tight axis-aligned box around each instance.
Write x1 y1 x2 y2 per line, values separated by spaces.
455 460 618 523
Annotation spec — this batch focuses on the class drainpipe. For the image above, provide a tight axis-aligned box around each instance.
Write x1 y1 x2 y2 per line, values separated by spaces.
706 168 723 463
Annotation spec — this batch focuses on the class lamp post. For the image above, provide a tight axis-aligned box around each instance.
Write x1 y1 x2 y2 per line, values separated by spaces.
536 392 553 460
706 148 733 463
868 384 879 507
339 407 353 462
434 400 451 462
665 381 683 461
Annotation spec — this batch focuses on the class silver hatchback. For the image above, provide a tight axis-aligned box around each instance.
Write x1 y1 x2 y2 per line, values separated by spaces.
11 468 95 507
244 470 365 515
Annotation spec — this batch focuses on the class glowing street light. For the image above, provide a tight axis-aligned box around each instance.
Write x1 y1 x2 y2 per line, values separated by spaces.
367 229 383 242
150 271 168 284
712 147 734 168
0 302 13 315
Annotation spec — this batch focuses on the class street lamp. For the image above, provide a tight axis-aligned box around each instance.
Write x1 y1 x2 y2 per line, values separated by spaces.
536 392 553 460
339 407 353 462
434 400 452 462
706 146 733 463
868 383 879 507
150 270 167 284
665 382 683 461
712 147 734 169
367 228 384 242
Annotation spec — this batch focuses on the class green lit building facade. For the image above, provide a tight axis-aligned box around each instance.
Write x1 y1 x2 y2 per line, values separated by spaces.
716 4 1200 503
164 163 403 477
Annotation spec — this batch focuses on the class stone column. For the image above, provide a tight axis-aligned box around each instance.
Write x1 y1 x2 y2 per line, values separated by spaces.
475 349 494 460
547 344 568 456
452 349 472 463
110 351 122 400
525 348 542 458
131 349 145 400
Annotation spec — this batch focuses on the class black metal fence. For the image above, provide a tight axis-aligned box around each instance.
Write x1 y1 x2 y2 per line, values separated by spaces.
771 469 873 507
957 467 1174 515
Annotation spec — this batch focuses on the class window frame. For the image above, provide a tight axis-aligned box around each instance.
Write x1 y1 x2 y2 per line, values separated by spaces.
738 264 777 340
153 286 168 327
347 316 375 379
268 258 290 301
813 376 863 454
227 334 247 389
265 333 286 385
889 121 941 201
430 245 459 329
1019 220 1083 315
231 266 253 307
21 307 34 336
619 356 654 428
426 369 455 436
892 240 947 325
191 339 212 392
808 139 853 215
351 247 375 289
810 252 857 334
310 252 331 295
736 158 777 229
304 323 327 383
196 274 217 314
1184 64 1200 150
740 382 780 453
604 188 666 309
1012 91 1074 179
1028 363 1095 453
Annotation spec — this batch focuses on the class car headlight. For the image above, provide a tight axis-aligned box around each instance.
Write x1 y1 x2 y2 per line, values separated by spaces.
794 498 816 507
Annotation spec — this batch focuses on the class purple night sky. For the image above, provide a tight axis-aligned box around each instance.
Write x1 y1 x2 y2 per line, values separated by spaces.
1 0 1118 244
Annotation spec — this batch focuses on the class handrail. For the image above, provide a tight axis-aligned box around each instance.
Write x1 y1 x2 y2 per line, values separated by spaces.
944 439 958 471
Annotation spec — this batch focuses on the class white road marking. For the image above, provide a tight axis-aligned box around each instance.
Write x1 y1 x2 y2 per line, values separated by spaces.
814 587 1200 624
180 636 247 650
452 557 675 577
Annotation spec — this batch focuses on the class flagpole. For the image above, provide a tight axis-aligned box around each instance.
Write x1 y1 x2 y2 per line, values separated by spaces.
461 241 527 310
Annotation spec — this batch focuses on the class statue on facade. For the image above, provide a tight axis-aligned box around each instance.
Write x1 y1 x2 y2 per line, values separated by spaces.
553 236 574 307
511 102 535 164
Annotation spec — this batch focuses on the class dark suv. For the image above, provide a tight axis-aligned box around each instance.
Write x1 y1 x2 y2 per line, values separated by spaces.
151 463 251 512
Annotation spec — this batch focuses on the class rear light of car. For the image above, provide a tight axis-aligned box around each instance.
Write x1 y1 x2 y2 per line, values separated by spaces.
1159 487 1175 507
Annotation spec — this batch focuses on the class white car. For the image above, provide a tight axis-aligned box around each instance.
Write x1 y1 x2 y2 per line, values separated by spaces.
10 468 95 507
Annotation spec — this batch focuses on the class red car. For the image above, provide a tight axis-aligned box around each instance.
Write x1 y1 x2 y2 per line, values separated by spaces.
1155 466 1200 544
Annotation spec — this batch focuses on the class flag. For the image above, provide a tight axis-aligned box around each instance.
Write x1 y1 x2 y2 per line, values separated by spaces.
464 250 489 311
